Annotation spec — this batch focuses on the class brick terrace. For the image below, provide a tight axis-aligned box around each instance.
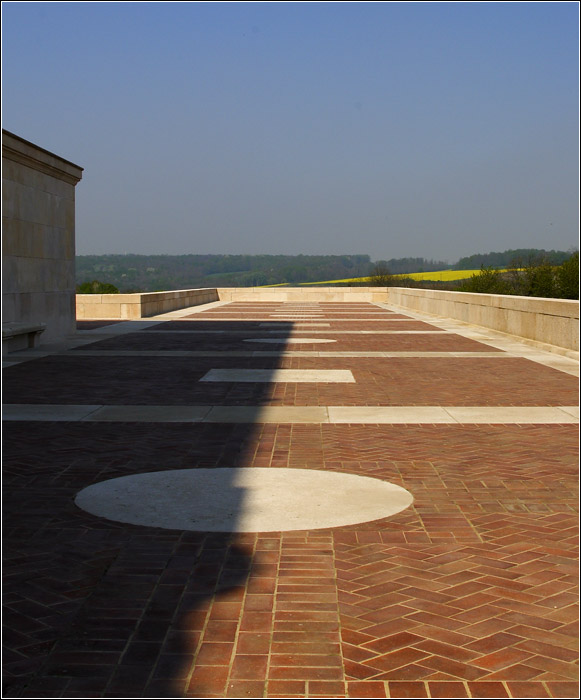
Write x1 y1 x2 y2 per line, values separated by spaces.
2 301 579 698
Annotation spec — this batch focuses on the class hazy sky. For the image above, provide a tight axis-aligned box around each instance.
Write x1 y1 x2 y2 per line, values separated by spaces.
2 1 579 262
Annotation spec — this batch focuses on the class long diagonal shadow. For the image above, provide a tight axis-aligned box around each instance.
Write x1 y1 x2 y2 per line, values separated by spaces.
1 311 297 697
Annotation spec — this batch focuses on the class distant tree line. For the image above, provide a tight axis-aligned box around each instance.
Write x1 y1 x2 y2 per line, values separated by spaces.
75 254 372 292
76 249 577 299
457 252 578 299
455 249 571 270
75 253 456 292
371 257 450 275
364 252 579 299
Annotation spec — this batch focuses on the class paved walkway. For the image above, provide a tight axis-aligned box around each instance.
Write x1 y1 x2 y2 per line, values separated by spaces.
2 301 579 698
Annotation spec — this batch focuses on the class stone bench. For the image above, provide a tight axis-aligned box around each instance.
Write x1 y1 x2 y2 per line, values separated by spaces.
2 322 46 353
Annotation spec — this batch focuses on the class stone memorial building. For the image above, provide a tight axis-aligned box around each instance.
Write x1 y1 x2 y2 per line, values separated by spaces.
2 130 83 351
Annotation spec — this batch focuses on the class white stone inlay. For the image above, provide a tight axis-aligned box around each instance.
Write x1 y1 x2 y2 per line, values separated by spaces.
328 406 456 424
199 369 355 383
74 468 414 532
205 406 328 423
243 338 336 344
260 323 331 327
4 405 578 424
1 404 103 421
443 406 581 423
90 406 211 422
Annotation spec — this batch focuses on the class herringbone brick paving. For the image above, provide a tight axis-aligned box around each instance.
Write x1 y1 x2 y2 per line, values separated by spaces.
67 330 499 353
2 302 578 698
2 356 577 406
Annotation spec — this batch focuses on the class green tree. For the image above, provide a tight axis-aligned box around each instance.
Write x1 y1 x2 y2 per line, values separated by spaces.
555 252 579 299
459 265 511 294
77 280 119 294
506 255 557 298
368 262 394 286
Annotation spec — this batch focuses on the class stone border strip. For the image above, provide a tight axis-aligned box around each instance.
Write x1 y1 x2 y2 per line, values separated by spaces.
62 350 510 358
3 404 578 423
171 318 433 323
242 338 337 344
114 329 452 334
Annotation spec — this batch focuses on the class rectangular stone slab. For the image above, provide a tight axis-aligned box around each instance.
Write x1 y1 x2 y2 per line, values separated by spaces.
328 406 457 423
89 405 212 422
444 406 579 423
2 404 102 421
260 323 330 327
199 369 356 383
204 406 329 423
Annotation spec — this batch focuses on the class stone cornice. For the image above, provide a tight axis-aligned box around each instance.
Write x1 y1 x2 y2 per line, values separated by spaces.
2 130 83 185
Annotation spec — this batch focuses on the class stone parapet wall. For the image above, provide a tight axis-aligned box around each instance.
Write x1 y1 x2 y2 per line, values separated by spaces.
387 287 579 351
76 288 219 319
76 287 386 318
2 130 83 348
216 287 389 303
75 285 578 352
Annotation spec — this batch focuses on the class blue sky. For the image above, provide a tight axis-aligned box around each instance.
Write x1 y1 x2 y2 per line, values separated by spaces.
2 1 579 261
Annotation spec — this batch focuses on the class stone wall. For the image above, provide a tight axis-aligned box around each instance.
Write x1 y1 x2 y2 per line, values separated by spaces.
387 287 579 352
216 287 389 303
76 288 220 320
75 285 578 353
2 130 83 348
76 287 388 319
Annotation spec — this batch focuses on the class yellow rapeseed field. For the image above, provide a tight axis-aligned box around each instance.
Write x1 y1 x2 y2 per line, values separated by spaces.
300 277 367 285
299 269 502 285
400 269 483 281
259 269 512 287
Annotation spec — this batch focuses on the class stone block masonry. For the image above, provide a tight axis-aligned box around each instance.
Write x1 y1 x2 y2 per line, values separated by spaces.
387 287 579 353
2 130 83 349
76 288 220 320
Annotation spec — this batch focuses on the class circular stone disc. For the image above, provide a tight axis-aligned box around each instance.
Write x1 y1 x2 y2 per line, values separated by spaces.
74 468 413 532
243 338 336 344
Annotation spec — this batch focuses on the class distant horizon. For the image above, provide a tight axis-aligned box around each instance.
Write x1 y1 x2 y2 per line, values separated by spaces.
74 245 578 263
